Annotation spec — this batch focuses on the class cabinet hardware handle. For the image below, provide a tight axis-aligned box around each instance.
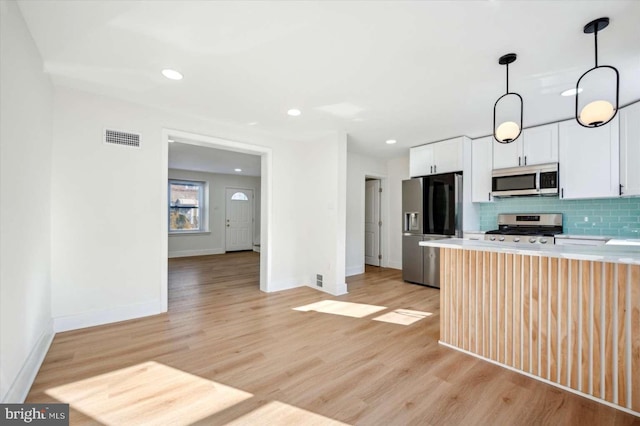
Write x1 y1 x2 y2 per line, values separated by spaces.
524 156 527 165
518 156 521 166
561 188 564 198
620 184 624 196
488 192 491 201
434 165 436 173
430 165 433 174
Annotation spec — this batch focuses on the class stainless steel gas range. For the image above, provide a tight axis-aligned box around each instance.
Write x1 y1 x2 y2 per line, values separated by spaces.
484 213 563 245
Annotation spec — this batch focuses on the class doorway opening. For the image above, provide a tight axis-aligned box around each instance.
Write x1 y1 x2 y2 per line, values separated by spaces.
161 129 272 312
364 177 383 268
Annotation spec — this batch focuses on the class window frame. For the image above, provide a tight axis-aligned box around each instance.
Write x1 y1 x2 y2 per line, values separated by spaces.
168 179 207 234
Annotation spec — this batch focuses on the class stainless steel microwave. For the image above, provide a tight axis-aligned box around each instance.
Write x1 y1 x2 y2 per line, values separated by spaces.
491 163 559 197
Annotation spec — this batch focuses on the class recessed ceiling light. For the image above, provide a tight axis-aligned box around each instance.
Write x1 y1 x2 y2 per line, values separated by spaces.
287 109 301 117
386 139 397 145
162 69 183 80
234 168 242 172
561 87 583 97
168 139 175 143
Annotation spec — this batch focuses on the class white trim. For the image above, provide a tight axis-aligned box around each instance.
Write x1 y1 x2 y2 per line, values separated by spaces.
438 340 640 418
162 128 272 298
53 300 163 333
346 265 365 277
168 248 225 258
386 260 402 270
2 322 54 403
169 231 212 236
305 282 349 296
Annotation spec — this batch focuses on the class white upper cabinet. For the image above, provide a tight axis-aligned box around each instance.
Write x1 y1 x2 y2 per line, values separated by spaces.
558 115 619 199
620 101 640 196
492 123 558 169
409 144 434 177
522 123 559 165
409 137 463 177
492 137 522 169
471 136 493 202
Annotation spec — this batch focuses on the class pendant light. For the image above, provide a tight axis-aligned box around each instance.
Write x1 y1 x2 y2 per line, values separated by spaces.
493 53 523 144
575 17 619 127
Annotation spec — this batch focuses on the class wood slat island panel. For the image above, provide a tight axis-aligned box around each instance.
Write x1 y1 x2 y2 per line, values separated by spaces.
439 248 640 417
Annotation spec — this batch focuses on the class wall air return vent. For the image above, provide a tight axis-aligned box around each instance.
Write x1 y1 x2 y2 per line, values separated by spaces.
103 129 141 148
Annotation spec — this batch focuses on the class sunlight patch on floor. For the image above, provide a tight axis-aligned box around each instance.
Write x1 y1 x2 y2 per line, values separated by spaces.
372 309 433 325
293 300 387 318
46 361 253 425
227 400 349 425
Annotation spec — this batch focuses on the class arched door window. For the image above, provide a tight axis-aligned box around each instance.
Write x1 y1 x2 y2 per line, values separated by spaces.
230 192 249 201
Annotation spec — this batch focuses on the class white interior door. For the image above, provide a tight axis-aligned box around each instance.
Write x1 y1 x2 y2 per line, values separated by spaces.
225 188 253 252
364 179 381 266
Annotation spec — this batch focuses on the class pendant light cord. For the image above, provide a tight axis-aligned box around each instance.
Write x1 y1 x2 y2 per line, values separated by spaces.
505 63 509 93
594 28 599 67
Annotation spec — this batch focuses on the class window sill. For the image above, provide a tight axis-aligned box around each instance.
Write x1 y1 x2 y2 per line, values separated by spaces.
169 231 211 236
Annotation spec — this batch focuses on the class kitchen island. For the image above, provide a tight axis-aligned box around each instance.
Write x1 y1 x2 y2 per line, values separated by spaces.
419 238 640 417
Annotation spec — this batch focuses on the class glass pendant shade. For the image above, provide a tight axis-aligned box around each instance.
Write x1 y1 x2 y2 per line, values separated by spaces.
579 100 615 127
493 53 523 144
496 121 520 143
575 17 619 128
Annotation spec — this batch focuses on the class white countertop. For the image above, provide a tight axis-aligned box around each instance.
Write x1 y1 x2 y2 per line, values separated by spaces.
419 238 640 265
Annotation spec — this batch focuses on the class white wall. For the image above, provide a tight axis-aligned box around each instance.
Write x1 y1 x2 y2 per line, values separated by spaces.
50 87 349 332
302 132 348 295
345 152 387 276
386 156 410 270
0 1 54 402
168 169 261 257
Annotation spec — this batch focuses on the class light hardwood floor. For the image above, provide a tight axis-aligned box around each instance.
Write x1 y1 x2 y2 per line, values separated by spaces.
27 252 638 425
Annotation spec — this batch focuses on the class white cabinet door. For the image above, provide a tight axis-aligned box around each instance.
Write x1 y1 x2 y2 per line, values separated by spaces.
409 144 434 177
471 136 493 202
620 101 640 196
493 137 522 169
434 137 463 173
522 123 558 166
559 116 619 199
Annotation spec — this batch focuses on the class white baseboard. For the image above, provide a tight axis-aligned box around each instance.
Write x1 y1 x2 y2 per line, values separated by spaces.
2 321 54 403
305 282 349 296
168 248 224 258
386 260 402 270
346 265 364 277
53 300 164 333
253 245 261 253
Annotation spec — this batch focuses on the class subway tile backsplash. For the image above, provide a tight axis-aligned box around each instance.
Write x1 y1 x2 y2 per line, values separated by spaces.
477 196 640 238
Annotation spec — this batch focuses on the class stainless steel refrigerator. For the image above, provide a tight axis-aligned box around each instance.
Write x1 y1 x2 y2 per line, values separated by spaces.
402 173 462 287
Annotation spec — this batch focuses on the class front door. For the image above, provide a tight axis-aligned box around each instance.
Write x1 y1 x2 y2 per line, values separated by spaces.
225 188 253 252
364 179 381 266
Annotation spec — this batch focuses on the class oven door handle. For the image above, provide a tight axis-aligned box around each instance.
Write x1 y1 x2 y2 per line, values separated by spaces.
535 171 541 192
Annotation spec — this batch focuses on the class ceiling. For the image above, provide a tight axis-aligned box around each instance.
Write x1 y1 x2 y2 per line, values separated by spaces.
17 1 640 159
169 142 261 177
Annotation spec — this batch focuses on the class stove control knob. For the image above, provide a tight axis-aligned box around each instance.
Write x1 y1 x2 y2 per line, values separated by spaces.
490 236 496 241
529 237 537 243
540 238 548 244
499 236 505 241
514 237 520 242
